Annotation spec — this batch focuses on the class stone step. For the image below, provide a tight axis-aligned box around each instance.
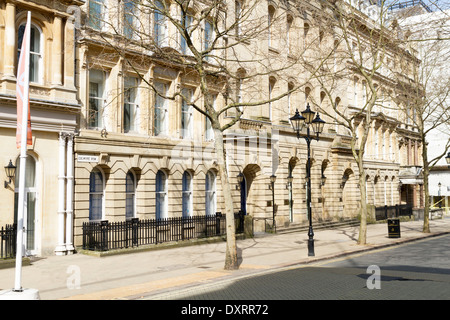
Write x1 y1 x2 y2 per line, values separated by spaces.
275 218 360 234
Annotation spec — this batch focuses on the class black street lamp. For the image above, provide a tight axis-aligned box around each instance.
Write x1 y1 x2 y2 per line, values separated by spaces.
269 174 277 232
290 103 326 257
4 159 16 188
446 152 450 168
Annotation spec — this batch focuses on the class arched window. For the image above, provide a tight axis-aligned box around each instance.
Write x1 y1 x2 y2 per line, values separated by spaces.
268 6 275 47
89 168 104 221
155 170 168 219
304 86 311 104
182 171 193 217
287 15 293 54
205 170 216 216
14 155 37 252
303 23 310 48
288 82 294 117
18 23 42 83
125 171 136 219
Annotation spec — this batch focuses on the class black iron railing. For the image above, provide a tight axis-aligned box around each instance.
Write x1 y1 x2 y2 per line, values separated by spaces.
1 224 16 259
82 212 245 252
375 204 413 221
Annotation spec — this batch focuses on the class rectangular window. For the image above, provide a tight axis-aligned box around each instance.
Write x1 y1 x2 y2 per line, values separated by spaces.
18 25 42 84
182 171 192 218
155 170 167 219
125 172 136 220
181 88 193 139
235 1 242 37
204 20 213 60
89 0 104 30
123 0 135 39
89 70 106 129
154 82 168 136
154 1 167 47
181 13 193 55
205 95 216 141
124 77 139 133
205 171 216 216
374 129 378 158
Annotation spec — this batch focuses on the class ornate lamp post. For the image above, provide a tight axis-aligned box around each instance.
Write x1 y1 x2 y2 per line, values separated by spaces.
269 174 277 232
290 103 326 256
446 152 450 168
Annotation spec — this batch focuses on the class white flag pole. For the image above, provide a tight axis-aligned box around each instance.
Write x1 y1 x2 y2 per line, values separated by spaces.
14 11 31 293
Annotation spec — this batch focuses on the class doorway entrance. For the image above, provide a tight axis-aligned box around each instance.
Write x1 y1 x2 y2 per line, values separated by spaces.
240 175 247 215
14 154 38 255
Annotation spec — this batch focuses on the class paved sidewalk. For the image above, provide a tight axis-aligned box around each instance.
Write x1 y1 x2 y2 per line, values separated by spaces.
0 218 449 300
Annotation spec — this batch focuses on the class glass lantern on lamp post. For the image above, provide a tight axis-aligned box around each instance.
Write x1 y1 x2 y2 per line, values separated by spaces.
289 103 326 257
4 159 16 188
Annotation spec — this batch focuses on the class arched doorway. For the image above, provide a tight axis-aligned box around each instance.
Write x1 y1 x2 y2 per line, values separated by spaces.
342 169 359 218
240 174 247 215
240 164 261 217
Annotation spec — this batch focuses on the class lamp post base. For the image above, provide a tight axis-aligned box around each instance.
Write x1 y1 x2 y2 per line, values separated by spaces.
308 238 315 257
0 288 40 300
308 226 315 257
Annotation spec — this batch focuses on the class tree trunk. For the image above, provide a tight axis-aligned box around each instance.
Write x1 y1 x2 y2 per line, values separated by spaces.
213 129 238 270
357 162 367 245
422 141 430 233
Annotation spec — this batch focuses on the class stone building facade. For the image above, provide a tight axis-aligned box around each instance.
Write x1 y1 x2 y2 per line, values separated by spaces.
70 0 423 250
0 0 424 256
0 0 83 255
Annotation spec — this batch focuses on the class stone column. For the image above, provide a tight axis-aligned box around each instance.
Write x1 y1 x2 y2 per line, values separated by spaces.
65 134 75 254
55 133 67 256
52 15 63 86
4 2 16 79
64 17 76 88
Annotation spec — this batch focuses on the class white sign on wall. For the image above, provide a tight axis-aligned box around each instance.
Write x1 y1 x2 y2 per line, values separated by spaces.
77 155 99 163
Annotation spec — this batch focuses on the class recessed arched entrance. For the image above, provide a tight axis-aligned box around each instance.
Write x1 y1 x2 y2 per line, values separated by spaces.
239 174 247 215
342 168 359 218
240 164 261 216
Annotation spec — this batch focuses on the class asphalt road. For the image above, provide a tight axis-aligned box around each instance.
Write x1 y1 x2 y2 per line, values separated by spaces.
147 234 450 300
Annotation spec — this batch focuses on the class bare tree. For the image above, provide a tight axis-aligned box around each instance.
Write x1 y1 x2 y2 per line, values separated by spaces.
81 0 316 269
300 0 420 245
395 7 450 232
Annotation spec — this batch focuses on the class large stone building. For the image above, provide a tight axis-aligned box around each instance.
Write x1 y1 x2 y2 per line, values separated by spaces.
396 3 450 215
0 0 83 255
70 0 424 248
0 0 424 256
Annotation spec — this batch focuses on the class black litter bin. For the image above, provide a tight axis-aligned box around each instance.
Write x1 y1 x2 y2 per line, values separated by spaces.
387 218 400 238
